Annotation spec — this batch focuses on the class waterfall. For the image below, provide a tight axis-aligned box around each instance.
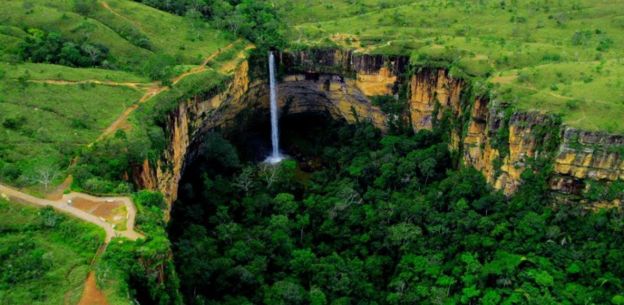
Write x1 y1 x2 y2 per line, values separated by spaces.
265 51 284 164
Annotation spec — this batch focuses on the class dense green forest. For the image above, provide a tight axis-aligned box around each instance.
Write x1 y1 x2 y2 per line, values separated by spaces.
1 1 624 304
167 116 624 305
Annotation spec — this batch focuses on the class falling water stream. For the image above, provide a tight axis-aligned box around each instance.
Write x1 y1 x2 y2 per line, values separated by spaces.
264 51 284 164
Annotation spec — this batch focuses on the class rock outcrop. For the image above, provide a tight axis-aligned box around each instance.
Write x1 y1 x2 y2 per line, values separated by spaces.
406 64 623 196
555 128 624 181
135 62 251 204
408 68 464 130
136 47 623 205
134 52 394 204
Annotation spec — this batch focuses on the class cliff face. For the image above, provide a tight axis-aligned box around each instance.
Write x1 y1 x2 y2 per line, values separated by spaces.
555 129 624 181
407 67 623 196
137 47 622 205
280 49 408 97
551 128 624 195
408 69 464 130
134 51 397 204
135 62 251 204
461 102 561 194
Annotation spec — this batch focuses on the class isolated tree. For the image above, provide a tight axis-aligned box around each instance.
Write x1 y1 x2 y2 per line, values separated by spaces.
28 162 60 190
80 43 102 64
232 166 254 193
259 163 280 188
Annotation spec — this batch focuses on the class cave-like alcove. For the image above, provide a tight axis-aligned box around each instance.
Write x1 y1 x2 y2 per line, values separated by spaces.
166 104 361 302
168 105 351 234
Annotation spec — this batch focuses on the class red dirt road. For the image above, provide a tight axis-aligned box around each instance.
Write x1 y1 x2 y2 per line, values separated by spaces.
77 272 108 305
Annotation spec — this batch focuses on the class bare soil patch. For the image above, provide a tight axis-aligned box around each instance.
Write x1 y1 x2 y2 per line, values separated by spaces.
77 272 109 305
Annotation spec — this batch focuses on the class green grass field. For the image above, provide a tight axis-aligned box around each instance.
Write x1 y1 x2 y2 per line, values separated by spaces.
0 0 238 190
0 0 235 69
0 77 144 189
276 0 624 132
0 198 104 305
90 0 234 65
0 62 150 83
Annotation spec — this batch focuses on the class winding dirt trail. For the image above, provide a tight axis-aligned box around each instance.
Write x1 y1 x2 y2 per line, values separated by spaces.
1 183 143 305
3 31 251 305
95 85 165 142
0 183 142 243
27 79 152 89
100 1 144 32
94 40 246 142
76 272 108 305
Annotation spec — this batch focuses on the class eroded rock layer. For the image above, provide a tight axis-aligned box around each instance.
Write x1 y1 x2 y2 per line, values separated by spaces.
136 48 623 205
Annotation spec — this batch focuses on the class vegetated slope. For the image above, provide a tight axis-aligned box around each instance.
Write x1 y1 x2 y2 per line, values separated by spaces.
276 0 624 133
0 198 105 305
0 0 233 68
0 0 238 192
0 76 143 191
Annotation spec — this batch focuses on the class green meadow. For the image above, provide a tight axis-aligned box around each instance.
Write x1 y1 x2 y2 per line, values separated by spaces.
0 62 150 83
0 0 237 189
0 78 143 190
0 0 234 69
276 0 624 132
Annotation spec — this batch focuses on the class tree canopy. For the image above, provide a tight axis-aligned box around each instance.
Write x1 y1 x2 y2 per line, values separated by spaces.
168 121 624 305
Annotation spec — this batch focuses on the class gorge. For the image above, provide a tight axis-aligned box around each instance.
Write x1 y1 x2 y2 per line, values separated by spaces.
4 1 624 304
134 48 624 208
160 47 624 305
84 44 624 305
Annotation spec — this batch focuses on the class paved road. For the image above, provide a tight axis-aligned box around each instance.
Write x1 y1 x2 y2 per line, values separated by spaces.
0 184 143 243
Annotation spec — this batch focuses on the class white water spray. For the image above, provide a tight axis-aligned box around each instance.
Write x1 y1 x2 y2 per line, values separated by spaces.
265 51 284 164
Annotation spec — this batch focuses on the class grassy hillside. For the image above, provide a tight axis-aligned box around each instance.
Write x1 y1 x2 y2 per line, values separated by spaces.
0 198 105 305
0 0 234 68
0 62 149 82
0 0 238 190
276 0 624 133
0 74 145 192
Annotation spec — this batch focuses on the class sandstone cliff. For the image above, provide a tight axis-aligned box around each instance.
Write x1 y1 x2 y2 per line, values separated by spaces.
135 62 251 204
407 65 623 196
136 47 622 205
134 51 395 204
333 49 622 197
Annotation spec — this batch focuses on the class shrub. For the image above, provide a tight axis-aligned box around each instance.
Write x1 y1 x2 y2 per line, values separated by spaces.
0 237 50 285
18 29 110 67
516 71 530 83
597 37 614 51
73 0 98 15
542 52 561 62
565 99 580 110
2 115 26 130
142 54 176 83
0 163 21 182
119 25 153 50
571 30 592 46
